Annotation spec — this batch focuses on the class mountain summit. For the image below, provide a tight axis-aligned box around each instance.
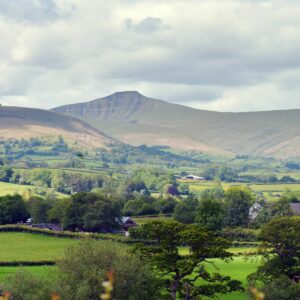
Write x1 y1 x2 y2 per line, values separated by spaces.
53 92 300 158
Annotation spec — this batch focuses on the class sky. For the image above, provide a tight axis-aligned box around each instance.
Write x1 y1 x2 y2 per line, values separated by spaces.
1 0 300 112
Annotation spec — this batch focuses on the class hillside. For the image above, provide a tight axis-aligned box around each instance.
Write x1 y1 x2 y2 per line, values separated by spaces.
53 91 300 158
0 106 114 149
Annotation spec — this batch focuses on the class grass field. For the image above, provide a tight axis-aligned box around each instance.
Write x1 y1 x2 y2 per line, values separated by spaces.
203 256 260 300
186 180 300 194
0 266 54 281
0 232 77 262
0 182 65 198
0 256 259 300
0 232 260 299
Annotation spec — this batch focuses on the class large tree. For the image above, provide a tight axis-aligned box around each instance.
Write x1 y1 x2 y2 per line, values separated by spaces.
249 217 300 300
195 197 224 231
63 192 121 232
255 216 300 280
132 220 243 299
0 195 28 225
224 187 253 227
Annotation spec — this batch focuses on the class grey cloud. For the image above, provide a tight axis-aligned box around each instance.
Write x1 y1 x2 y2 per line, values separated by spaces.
124 17 170 32
0 0 300 112
0 0 62 23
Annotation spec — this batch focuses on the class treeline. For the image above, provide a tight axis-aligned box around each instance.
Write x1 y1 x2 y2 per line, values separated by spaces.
200 164 298 183
0 168 105 194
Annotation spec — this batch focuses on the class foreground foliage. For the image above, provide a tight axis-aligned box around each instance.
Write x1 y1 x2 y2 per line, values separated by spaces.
0 239 161 300
249 216 300 299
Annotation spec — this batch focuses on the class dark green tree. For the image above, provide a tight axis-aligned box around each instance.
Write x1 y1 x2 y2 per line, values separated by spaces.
255 216 300 280
224 187 253 227
132 220 243 299
27 196 51 224
0 195 29 224
63 192 121 232
195 197 224 231
173 196 198 224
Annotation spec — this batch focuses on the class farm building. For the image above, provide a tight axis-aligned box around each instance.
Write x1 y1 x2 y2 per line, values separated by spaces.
185 175 205 180
120 217 137 231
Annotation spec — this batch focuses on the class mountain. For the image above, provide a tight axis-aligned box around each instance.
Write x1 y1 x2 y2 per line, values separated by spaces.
53 91 300 158
0 106 114 148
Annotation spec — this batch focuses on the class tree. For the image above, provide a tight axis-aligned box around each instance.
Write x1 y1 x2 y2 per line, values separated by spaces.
173 196 198 224
249 217 300 299
123 180 149 196
27 197 52 224
57 239 161 300
224 187 253 227
132 221 243 299
178 182 189 195
255 216 300 280
63 192 121 232
0 195 28 225
253 195 293 227
195 197 224 231
258 275 300 300
166 184 180 196
0 167 13 182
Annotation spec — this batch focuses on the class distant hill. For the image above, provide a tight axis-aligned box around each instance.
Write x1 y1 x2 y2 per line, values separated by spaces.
0 106 114 149
53 91 300 158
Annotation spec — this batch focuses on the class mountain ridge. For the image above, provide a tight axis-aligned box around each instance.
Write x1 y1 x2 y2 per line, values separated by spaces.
0 106 115 149
53 91 300 158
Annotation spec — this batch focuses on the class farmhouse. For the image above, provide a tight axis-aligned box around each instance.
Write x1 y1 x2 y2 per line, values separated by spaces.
120 217 137 231
185 175 205 181
290 203 300 215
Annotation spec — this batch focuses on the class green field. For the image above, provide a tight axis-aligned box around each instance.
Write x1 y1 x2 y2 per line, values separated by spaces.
0 266 54 280
0 232 260 299
203 256 260 300
0 182 65 198
187 180 300 194
0 232 77 262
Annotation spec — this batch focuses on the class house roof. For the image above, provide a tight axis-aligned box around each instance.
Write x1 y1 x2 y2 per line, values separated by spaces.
290 203 300 215
121 217 131 223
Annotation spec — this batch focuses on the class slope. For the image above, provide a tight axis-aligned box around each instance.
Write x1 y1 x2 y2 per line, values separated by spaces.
0 106 114 149
53 91 300 158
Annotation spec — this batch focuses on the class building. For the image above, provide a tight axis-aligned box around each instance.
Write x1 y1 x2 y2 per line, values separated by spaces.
120 217 138 231
185 175 205 181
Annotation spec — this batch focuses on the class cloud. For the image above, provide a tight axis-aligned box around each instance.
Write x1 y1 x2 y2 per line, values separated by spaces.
0 0 300 111
0 0 62 23
124 17 170 32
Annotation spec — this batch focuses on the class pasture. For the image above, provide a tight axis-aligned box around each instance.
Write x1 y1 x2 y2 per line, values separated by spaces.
0 182 65 198
0 266 54 281
0 232 77 262
185 180 300 200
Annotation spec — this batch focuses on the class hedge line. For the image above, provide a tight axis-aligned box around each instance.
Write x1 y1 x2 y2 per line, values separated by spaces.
0 261 55 267
0 225 144 244
221 228 261 242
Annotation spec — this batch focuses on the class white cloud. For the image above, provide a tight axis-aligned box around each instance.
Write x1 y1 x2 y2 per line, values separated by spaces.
0 0 300 111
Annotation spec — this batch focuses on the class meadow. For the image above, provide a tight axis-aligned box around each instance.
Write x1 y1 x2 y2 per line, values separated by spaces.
0 231 260 300
0 182 65 198
0 232 77 262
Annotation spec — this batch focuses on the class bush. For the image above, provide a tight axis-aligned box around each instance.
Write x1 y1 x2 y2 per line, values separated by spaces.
56 239 161 300
221 228 260 242
0 270 57 300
